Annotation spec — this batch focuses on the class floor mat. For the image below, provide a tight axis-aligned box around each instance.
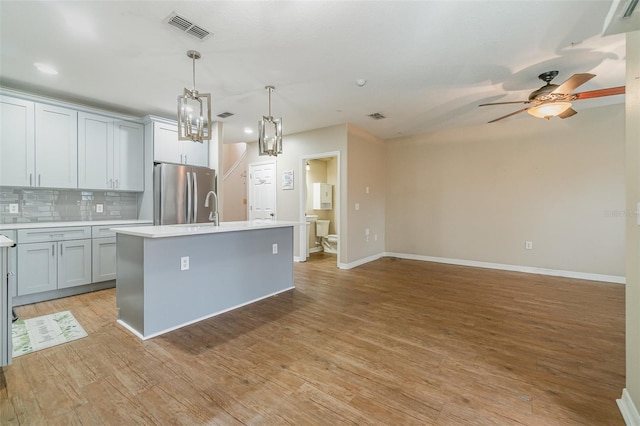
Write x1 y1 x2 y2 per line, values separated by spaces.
12 310 87 358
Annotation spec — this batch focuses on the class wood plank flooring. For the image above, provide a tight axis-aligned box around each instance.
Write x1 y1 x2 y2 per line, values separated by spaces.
1 254 625 425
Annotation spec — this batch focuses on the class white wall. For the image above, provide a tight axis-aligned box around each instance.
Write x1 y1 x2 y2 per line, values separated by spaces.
624 30 640 422
222 143 247 221
385 103 625 279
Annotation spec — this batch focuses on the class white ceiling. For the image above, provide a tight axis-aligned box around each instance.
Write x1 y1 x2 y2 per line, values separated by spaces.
0 1 627 144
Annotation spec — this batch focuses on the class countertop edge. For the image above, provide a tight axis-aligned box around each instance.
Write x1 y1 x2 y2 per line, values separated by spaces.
0 219 153 231
111 221 303 238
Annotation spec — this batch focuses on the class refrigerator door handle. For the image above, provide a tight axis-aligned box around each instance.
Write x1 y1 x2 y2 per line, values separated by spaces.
186 171 192 224
193 172 198 223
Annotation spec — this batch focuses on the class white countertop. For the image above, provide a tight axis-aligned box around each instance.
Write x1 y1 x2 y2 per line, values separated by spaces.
0 219 152 231
111 220 302 238
0 235 16 248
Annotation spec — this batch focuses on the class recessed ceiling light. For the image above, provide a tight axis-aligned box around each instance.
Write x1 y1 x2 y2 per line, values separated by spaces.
244 127 254 134
34 63 58 75
355 79 367 87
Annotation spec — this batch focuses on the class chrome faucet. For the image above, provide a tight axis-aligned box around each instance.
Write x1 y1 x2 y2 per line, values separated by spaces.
204 190 219 225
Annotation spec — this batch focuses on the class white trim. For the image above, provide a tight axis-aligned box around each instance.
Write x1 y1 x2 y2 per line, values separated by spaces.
338 252 384 270
618 389 640 426
118 286 295 340
384 252 626 284
299 151 341 265
222 147 247 181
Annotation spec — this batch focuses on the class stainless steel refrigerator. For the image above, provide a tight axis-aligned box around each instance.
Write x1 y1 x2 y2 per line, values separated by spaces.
154 163 217 225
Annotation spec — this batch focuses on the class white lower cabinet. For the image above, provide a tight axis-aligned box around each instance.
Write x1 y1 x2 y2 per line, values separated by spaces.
92 237 116 282
12 222 151 302
16 227 92 296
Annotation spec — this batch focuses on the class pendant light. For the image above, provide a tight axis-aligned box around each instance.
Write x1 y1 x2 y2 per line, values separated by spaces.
177 50 212 143
258 86 283 156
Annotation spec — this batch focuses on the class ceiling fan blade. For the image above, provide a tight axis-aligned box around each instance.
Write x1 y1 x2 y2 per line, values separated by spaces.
574 86 625 100
551 73 596 94
488 107 530 123
479 100 530 107
558 108 577 119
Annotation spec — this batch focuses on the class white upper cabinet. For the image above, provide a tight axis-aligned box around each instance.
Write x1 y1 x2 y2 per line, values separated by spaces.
78 112 144 191
0 98 78 189
35 103 78 188
78 112 112 190
152 120 208 167
0 96 35 187
114 120 144 191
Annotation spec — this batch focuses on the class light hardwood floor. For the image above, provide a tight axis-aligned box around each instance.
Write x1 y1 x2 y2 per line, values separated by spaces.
1 254 625 425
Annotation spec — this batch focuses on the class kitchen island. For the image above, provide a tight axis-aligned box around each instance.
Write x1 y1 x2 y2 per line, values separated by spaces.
111 221 298 339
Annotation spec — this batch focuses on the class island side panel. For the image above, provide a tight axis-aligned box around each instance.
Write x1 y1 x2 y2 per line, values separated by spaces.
142 226 294 337
115 233 145 335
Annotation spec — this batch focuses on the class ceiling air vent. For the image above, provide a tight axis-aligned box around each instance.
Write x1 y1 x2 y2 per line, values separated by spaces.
368 112 386 120
217 112 234 118
166 12 212 41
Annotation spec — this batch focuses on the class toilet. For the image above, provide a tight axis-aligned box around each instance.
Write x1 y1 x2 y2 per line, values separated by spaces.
305 214 319 253
315 219 338 254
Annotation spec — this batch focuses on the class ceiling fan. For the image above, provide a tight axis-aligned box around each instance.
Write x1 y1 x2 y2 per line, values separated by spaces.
479 71 625 123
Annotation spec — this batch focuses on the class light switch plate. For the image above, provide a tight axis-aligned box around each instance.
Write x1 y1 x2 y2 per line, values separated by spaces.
272 243 278 254
96 204 104 213
181 256 189 271
9 203 19 214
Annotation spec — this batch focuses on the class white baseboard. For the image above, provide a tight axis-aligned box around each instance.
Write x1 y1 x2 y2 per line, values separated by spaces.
338 253 384 270
384 252 625 284
618 389 640 426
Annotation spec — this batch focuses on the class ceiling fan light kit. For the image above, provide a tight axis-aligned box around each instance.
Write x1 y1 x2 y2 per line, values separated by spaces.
527 102 572 119
480 70 625 123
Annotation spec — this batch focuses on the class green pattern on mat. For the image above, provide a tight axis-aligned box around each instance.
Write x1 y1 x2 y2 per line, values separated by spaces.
12 311 87 358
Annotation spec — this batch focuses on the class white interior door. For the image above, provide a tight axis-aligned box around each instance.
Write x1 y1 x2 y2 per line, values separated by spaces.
249 162 276 221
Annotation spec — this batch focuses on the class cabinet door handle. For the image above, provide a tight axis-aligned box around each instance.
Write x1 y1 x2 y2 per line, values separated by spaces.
38 174 41 187
29 173 33 186
60 243 63 256
184 155 188 164
115 179 119 189
108 178 113 188
52 243 55 256
180 154 184 164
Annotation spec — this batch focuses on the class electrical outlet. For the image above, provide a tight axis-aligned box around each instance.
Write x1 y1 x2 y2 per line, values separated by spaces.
181 256 189 270
96 204 104 213
525 241 533 250
272 243 278 254
365 228 370 236
365 186 370 194
355 203 360 211
9 203 19 214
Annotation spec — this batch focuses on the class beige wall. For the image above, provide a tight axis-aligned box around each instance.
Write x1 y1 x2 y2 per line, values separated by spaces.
625 30 640 417
347 124 386 262
246 124 348 261
221 143 247 221
385 103 625 277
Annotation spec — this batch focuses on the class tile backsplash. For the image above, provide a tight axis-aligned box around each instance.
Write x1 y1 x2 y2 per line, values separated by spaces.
0 187 139 224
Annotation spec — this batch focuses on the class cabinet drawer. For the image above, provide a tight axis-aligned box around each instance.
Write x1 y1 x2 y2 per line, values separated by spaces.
92 225 116 238
17 226 91 243
91 223 147 238
1 230 17 241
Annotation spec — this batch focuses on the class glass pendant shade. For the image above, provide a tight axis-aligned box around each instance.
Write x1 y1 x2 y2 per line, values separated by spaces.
258 86 283 156
527 102 572 119
177 50 212 143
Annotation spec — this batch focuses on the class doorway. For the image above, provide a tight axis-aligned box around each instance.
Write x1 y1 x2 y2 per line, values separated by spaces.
300 152 340 266
248 161 276 221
